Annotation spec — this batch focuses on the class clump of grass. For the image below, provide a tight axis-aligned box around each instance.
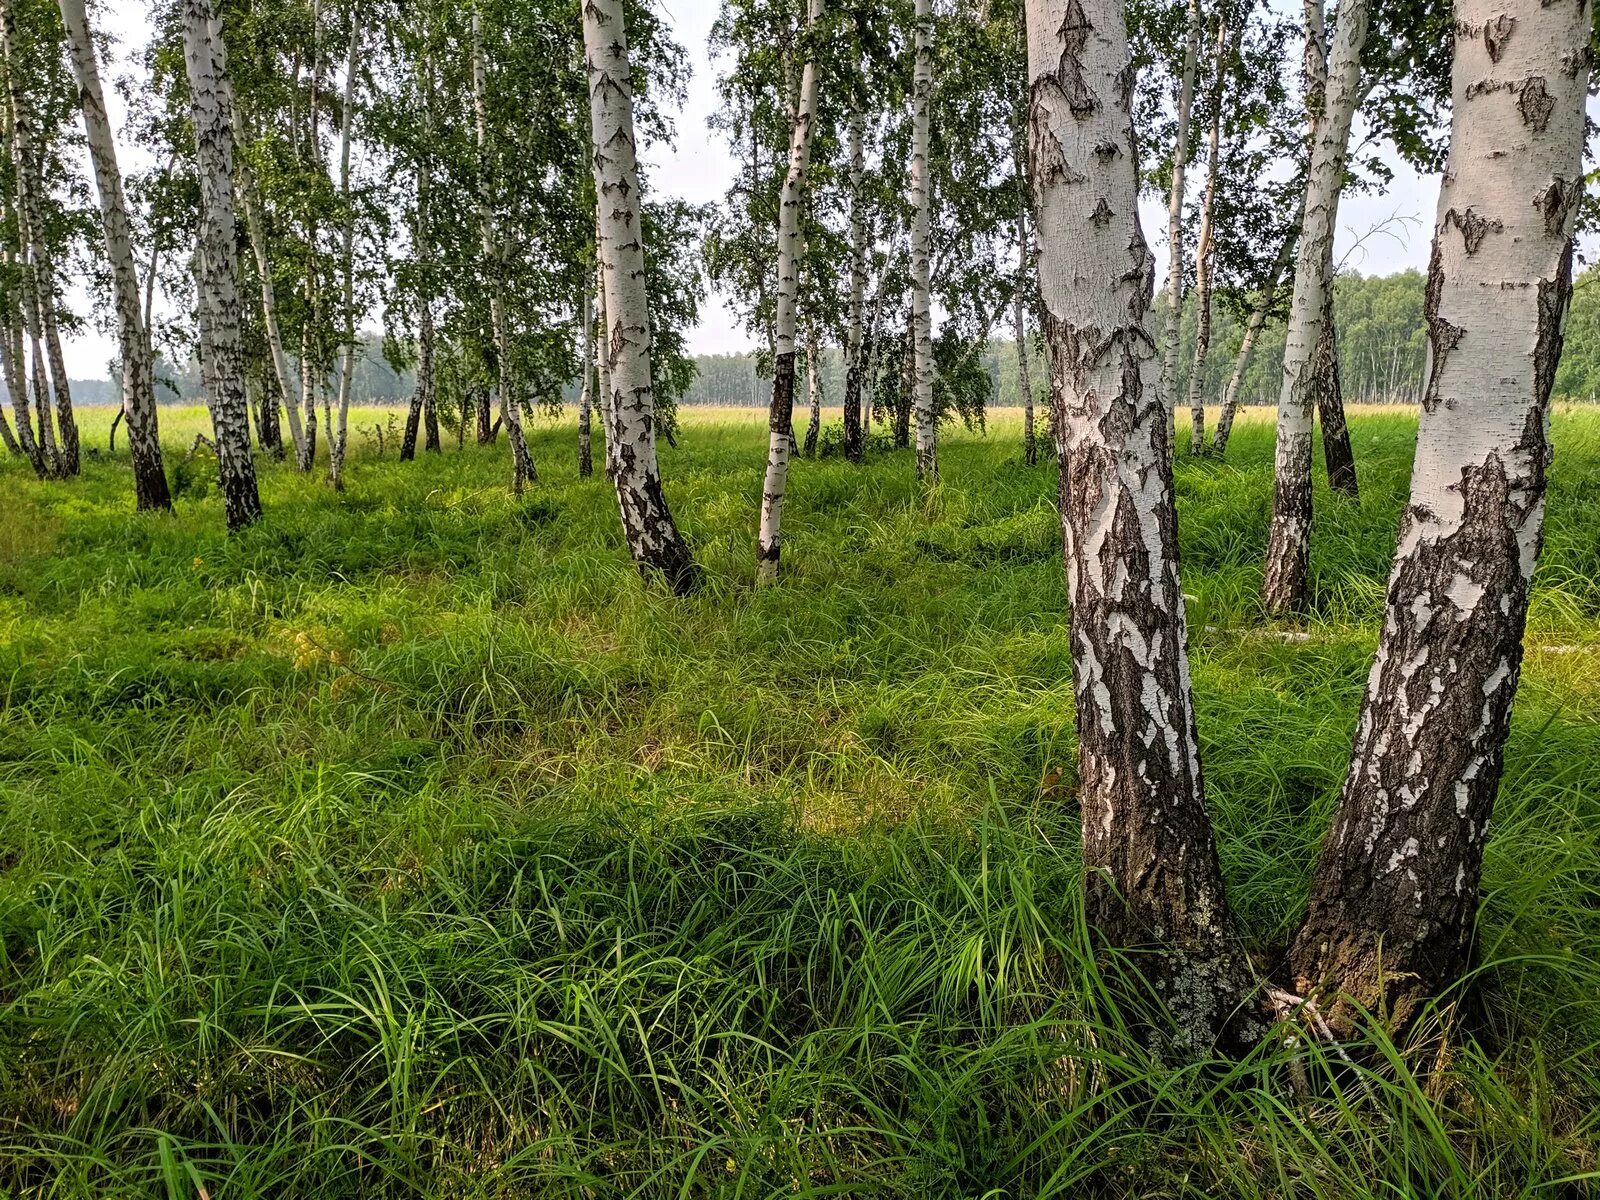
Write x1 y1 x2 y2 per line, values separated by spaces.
1 405 1597 1196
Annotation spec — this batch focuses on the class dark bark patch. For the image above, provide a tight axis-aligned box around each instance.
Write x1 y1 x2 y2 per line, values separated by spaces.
1536 176 1579 237
1443 207 1501 255
1090 198 1114 227
1483 13 1515 62
1515 76 1554 132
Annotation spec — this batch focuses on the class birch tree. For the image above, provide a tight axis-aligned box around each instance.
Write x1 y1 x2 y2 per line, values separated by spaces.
908 0 935 485
1183 14 1226 456
329 11 358 491
584 0 700 594
841 101 866 463
1028 0 1252 1047
1156 0 1200 452
1259 0 1368 615
57 0 170 511
755 0 822 582
1286 0 1588 1032
183 0 262 531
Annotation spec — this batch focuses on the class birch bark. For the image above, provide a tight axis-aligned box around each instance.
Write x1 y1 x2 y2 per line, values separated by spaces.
1286 0 1588 1033
842 103 866 463
1158 0 1201 452
909 0 936 485
330 14 358 492
183 0 262 530
1260 0 1367 614
578 285 594 477
1028 0 1252 1047
584 0 700 593
1212 232 1292 455
755 0 823 580
58 0 169 510
1184 18 1226 456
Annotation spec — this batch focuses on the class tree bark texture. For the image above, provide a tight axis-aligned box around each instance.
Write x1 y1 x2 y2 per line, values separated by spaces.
1313 256 1359 496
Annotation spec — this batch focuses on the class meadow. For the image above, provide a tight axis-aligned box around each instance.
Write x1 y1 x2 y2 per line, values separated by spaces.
0 404 1597 1197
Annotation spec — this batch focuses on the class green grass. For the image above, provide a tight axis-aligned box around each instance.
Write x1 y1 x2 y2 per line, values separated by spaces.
1 403 1597 1197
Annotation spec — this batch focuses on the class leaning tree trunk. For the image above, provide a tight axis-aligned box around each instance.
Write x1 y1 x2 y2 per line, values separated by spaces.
0 395 17 456
473 11 534 493
908 0 936 486
583 0 700 594
1158 0 1202 452
1261 0 1368 615
58 0 169 511
183 0 262 531
1287 0 1588 1033
842 103 866 463
1027 0 1254 1050
329 15 359 492
1312 256 1358 496
1185 18 1227 457
802 322 821 457
1212 232 1293 456
755 0 823 582
578 286 594 477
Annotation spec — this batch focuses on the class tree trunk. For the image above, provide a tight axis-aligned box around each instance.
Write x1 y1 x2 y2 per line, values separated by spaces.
330 14 359 492
476 388 493 443
1212 233 1293 457
1158 0 1202 453
578 286 594 477
183 0 263 531
59 0 170 510
842 101 866 463
584 0 700 594
1027 0 1253 1049
299 0 321 474
1184 17 1227 457
755 0 823 582
28 336 59 473
802 322 821 457
1015 216 1036 466
1261 0 1367 615
1287 0 1587 1032
909 0 936 486
472 11 533 492
894 329 912 449
0 314 43 476
234 127 306 465
595 258 613 475
0 394 18 456
1313 259 1358 496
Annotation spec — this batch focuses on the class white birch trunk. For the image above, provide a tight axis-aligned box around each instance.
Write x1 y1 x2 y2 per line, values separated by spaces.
755 0 823 581
1014 213 1036 465
1260 0 1368 614
1211 233 1292 456
578 285 594 477
1157 0 1201 452
1184 19 1226 456
183 0 261 530
595 256 612 476
584 0 699 592
1288 0 1588 1031
1027 0 1253 1048
58 0 169 509
330 15 358 491
842 101 867 461
909 0 936 485
802 321 821 456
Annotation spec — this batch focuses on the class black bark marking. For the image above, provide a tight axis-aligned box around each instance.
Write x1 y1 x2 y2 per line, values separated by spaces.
1483 13 1515 63
1535 176 1579 237
1443 207 1502 255
1515 75 1554 131
1422 241 1464 415
1055 0 1097 116
1093 139 1120 161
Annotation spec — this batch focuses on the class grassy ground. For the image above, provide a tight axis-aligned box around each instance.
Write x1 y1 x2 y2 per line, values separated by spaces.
1 403 1597 1198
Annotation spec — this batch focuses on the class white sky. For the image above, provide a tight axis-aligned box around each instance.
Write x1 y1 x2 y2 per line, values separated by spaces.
60 0 1440 377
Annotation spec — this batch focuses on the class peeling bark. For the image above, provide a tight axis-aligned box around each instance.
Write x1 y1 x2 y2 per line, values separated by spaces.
584 0 700 594
183 0 262 531
756 0 823 581
1028 0 1255 1049
1287 0 1588 1033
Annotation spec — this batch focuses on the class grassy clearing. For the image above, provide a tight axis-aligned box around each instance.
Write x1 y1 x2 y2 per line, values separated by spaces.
0 404 1597 1197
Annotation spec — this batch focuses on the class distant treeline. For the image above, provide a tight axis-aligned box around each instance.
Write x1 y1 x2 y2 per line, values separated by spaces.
73 269 1600 408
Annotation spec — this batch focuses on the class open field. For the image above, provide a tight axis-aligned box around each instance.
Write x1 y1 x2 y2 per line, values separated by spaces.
1 406 1598 1197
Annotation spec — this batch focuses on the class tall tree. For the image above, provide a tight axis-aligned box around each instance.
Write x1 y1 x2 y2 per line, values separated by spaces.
584 0 700 594
1156 0 1201 452
1286 0 1588 1032
1183 13 1227 456
908 0 935 485
1028 0 1252 1047
183 0 262 531
755 0 822 583
1260 0 1368 615
329 8 359 491
58 0 170 511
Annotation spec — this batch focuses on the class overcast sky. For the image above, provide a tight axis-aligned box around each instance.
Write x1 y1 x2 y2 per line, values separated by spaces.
59 0 1441 379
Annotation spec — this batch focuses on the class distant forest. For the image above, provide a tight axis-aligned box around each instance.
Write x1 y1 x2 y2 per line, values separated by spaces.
73 268 1600 409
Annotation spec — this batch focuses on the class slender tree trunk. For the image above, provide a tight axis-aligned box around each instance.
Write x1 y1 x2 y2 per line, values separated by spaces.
1159 0 1202 452
1313 258 1358 495
1212 233 1293 456
329 14 359 492
755 0 823 581
476 384 493 443
1014 216 1036 466
234 129 306 464
802 322 821 456
58 0 169 510
401 43 432 463
183 0 263 531
909 0 936 485
584 0 700 593
0 394 17 456
1185 18 1227 456
28 336 58 473
842 102 866 463
1027 0 1253 1049
0 312 43 476
595 257 613 476
299 0 321 473
1287 0 1587 1032
578 286 594 477
1261 0 1368 615
894 328 912 448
